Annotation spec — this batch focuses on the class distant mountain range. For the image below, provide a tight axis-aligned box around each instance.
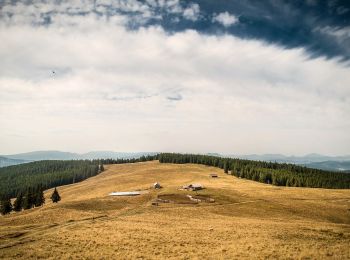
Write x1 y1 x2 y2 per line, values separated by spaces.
0 151 157 168
303 161 350 172
227 153 350 164
225 153 350 172
0 156 29 168
1 151 350 172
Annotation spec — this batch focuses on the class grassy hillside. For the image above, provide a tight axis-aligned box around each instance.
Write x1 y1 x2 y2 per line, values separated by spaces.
159 153 350 189
0 161 349 259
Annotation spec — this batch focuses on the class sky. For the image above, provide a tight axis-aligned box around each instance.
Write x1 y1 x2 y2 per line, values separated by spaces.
0 0 350 155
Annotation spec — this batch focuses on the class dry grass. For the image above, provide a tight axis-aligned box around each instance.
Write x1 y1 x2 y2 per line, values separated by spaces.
0 161 349 259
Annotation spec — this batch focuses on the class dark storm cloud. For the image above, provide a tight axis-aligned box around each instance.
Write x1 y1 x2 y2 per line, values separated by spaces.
153 0 350 61
2 0 349 60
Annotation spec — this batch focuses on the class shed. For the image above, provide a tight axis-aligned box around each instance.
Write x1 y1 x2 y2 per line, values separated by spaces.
190 183 203 191
182 183 203 191
153 182 161 189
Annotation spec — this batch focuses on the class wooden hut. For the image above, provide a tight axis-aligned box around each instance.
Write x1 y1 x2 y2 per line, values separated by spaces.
182 183 203 191
153 182 161 189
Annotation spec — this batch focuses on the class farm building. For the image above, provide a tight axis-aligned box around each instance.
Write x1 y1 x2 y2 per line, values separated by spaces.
209 173 218 178
153 182 161 189
182 183 203 191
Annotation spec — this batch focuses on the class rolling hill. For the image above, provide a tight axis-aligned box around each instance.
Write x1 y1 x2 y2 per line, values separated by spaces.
228 153 350 164
0 156 28 168
2 151 157 161
304 161 350 172
3 151 350 172
3 151 77 161
0 161 349 259
227 153 350 172
0 151 158 168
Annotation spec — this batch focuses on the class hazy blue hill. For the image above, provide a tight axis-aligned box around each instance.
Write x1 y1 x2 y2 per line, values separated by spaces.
0 156 28 168
2 151 158 162
78 151 119 159
234 154 288 162
228 153 350 164
4 151 78 161
3 151 350 172
302 153 337 162
206 153 222 157
219 153 350 172
78 151 158 160
304 161 350 172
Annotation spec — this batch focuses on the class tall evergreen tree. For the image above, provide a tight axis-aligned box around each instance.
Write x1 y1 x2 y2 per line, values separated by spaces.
100 164 104 172
23 187 34 209
13 192 23 212
224 161 229 174
51 188 61 203
34 186 45 207
0 198 12 215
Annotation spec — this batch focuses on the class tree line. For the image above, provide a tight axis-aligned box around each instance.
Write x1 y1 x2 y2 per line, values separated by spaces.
97 154 159 165
0 187 61 215
0 160 103 199
158 153 350 189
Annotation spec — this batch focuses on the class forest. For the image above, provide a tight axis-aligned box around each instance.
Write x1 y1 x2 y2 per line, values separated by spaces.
0 154 159 200
158 153 350 189
0 160 100 199
98 154 158 165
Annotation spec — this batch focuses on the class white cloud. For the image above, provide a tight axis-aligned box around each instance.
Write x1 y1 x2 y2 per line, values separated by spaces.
212 12 238 27
0 2 349 155
183 3 200 21
0 0 198 27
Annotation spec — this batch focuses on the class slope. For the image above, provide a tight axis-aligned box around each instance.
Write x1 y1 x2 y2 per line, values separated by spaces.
0 161 349 259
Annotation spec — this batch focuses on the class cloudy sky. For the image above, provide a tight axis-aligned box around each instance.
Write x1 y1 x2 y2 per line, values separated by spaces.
0 0 349 155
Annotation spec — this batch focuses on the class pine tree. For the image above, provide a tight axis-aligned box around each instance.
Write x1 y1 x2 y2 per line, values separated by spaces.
34 186 45 207
23 188 34 209
0 198 12 215
51 188 61 203
224 161 229 174
100 164 104 172
13 192 23 212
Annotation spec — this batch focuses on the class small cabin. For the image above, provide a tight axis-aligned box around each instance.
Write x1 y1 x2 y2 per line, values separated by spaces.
209 173 218 178
153 182 161 189
182 183 203 191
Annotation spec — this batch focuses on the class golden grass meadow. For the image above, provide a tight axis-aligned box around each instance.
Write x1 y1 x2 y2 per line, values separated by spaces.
1 161 349 259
